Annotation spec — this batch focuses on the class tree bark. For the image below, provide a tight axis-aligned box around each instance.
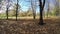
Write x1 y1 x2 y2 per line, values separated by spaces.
31 0 36 19
16 0 18 21
39 0 45 25
6 8 8 20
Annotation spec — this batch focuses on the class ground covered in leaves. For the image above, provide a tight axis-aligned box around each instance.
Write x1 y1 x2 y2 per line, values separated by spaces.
0 17 60 34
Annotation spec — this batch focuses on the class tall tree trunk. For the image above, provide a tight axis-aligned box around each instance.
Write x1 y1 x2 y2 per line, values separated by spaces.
55 0 59 16
16 0 18 21
39 0 45 25
43 10 45 18
6 0 9 20
31 0 36 19
6 8 8 20
47 3 49 18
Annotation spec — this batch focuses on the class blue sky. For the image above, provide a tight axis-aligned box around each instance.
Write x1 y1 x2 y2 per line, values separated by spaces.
18 0 55 12
19 0 31 11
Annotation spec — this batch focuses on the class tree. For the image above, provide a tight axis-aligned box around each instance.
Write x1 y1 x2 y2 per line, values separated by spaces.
11 3 20 16
0 0 2 9
6 0 10 20
6 0 13 19
55 0 60 16
26 8 33 16
47 0 50 18
30 0 36 19
6 6 9 20
38 0 45 25
16 0 19 21
25 0 37 19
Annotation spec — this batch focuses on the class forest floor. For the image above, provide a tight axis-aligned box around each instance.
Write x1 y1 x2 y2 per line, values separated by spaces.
0 17 60 34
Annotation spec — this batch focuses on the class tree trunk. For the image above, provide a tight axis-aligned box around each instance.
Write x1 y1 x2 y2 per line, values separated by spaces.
6 7 8 20
31 0 36 19
16 0 18 21
39 0 45 25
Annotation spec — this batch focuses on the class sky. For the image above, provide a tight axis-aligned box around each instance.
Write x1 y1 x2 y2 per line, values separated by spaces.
19 0 55 12
0 0 56 13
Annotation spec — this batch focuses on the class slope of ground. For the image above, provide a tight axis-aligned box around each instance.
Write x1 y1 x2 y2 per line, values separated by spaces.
0 17 60 34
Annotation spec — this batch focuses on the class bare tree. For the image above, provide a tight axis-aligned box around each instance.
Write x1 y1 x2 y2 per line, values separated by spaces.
30 0 36 19
0 0 2 9
6 0 13 20
6 0 10 20
47 0 50 18
38 0 45 25
55 0 60 16
16 0 19 21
